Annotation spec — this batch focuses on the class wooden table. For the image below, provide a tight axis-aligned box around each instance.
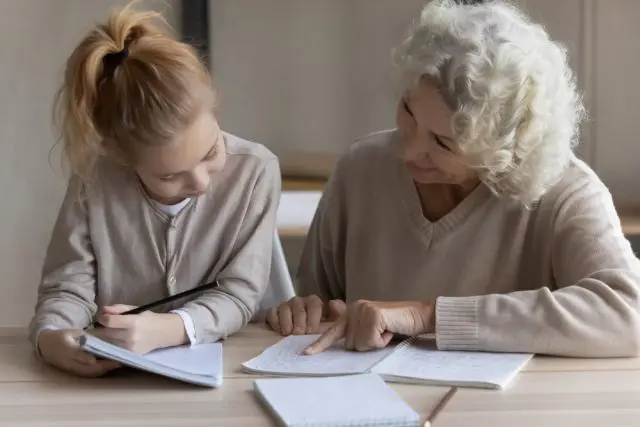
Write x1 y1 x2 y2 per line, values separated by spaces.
0 325 450 426
2 325 640 426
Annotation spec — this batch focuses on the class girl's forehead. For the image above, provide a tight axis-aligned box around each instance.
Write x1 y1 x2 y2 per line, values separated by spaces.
135 112 220 176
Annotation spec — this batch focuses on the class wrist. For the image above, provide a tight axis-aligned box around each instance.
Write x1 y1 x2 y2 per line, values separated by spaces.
418 300 436 334
151 313 189 349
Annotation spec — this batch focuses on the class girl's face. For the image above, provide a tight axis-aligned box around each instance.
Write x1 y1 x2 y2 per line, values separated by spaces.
134 111 226 205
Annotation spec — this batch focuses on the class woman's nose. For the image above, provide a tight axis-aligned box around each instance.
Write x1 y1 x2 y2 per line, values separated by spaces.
401 136 429 162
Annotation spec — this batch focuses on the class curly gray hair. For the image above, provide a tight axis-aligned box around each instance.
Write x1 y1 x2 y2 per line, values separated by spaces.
393 0 586 207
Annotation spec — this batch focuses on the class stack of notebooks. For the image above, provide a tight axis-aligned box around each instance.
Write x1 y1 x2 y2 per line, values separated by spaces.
78 334 224 387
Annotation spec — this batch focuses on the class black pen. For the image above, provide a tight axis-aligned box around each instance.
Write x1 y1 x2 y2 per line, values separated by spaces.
90 280 220 328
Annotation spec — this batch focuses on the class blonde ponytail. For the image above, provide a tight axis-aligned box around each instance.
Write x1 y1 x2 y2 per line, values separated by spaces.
53 1 214 197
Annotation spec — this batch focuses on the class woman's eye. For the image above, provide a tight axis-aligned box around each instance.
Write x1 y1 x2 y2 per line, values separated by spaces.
159 175 176 182
434 135 451 151
402 99 413 117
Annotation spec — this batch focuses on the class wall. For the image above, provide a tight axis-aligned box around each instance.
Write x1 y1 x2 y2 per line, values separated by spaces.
209 0 640 206
0 0 179 327
1 0 639 328
209 0 428 177
209 0 640 280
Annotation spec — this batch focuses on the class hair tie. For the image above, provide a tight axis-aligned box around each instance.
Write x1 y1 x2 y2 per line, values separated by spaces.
102 45 129 81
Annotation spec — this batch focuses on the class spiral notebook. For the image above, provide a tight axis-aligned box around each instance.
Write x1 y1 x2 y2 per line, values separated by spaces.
78 334 223 387
243 334 532 390
253 373 421 427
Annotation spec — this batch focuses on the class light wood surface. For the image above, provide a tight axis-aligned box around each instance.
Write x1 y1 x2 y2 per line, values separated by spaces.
3 325 640 426
0 325 450 426
438 370 640 427
281 177 326 192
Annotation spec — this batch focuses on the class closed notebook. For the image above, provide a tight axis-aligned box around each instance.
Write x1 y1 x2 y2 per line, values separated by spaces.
78 334 223 387
243 335 532 390
253 373 421 427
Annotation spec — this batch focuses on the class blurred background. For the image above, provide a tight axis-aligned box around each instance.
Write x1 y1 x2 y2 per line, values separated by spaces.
0 0 638 327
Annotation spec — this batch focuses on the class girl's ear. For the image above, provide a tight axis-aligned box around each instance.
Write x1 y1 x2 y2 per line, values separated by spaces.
101 138 133 167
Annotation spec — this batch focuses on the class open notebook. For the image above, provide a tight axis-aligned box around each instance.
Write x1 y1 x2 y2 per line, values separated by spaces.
243 335 532 389
254 373 421 427
78 334 223 387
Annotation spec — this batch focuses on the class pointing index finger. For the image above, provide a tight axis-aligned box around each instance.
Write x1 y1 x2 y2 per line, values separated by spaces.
303 319 346 355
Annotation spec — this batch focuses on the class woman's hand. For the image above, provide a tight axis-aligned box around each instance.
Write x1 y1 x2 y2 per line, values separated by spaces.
92 305 188 354
37 329 121 377
266 295 346 335
303 300 435 355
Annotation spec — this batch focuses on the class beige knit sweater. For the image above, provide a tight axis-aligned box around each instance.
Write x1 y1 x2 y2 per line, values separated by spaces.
29 132 281 347
296 129 640 357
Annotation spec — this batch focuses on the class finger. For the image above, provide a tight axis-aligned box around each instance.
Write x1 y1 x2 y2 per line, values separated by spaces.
101 304 137 315
61 330 83 349
290 297 307 335
72 349 98 365
303 318 346 355
277 302 294 336
381 331 394 347
326 300 347 321
98 313 136 329
345 307 359 350
91 328 129 348
305 296 324 333
70 359 121 377
265 308 280 332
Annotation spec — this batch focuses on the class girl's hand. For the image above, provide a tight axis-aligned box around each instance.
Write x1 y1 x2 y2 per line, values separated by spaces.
92 305 187 354
37 329 121 377
303 300 435 355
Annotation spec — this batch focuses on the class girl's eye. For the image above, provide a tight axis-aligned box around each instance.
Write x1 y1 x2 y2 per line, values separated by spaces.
159 175 176 182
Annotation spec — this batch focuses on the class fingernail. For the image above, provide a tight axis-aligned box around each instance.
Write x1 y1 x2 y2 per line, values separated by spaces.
303 346 314 355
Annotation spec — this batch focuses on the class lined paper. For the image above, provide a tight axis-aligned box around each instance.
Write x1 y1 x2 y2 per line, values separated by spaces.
372 337 533 389
242 334 395 376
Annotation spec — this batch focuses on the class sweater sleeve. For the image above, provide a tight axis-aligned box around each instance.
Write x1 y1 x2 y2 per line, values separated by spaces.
295 171 346 302
435 177 640 357
28 177 98 347
180 158 281 343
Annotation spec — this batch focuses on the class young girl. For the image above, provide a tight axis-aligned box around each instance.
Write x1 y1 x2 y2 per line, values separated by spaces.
29 3 280 377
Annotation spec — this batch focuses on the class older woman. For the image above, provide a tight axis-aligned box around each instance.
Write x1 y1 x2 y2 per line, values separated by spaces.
267 0 640 357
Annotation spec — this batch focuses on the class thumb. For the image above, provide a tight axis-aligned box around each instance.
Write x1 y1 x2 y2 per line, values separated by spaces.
62 329 83 349
381 331 394 347
326 300 347 321
101 304 137 315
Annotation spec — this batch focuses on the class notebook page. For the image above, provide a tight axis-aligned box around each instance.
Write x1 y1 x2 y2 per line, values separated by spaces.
79 335 223 387
143 343 223 377
371 337 533 389
242 334 395 376
254 373 421 427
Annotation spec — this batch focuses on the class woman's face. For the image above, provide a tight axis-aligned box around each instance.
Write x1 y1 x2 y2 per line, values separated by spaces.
396 78 477 187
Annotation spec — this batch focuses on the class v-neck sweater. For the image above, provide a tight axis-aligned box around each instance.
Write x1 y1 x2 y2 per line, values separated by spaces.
296 129 640 357
28 132 281 347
